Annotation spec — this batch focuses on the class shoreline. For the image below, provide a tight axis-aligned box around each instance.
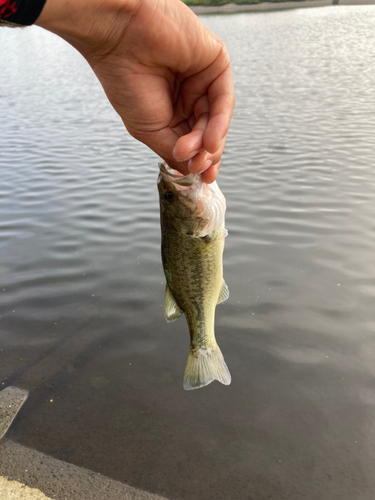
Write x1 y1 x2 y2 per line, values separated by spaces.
189 0 375 14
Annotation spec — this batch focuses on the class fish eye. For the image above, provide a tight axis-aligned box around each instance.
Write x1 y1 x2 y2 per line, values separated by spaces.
163 191 175 203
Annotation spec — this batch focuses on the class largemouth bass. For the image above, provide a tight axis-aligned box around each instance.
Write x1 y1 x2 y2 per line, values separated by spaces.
158 162 231 390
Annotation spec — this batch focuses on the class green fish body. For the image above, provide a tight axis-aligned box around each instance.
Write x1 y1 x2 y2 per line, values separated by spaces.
158 162 231 390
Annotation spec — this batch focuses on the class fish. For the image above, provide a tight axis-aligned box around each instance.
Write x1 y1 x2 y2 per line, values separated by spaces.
158 161 231 390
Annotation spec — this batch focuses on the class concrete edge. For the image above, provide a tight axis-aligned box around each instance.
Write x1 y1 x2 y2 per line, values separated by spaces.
189 0 375 14
0 387 29 440
0 439 170 500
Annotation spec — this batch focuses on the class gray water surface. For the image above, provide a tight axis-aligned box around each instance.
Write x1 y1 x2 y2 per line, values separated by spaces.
1 6 375 500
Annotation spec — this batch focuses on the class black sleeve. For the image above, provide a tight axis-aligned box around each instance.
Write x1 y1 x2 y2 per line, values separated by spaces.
0 0 47 27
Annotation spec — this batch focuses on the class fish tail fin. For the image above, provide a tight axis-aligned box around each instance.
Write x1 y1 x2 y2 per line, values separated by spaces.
183 344 231 391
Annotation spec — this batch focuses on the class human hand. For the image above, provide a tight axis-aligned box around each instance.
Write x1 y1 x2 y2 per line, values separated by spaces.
36 0 234 183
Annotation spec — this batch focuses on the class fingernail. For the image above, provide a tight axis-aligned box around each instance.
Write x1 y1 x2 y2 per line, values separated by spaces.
188 159 213 174
174 149 199 162
188 159 202 174
204 159 213 171
216 138 224 152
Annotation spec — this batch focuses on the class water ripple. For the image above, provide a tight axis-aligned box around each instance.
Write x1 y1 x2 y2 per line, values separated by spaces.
2 8 375 499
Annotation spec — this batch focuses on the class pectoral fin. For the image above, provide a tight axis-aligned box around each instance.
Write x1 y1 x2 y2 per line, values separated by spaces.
164 284 183 323
217 279 230 304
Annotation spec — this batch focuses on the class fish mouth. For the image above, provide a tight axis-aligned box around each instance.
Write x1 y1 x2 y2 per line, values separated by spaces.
158 161 226 238
159 162 197 187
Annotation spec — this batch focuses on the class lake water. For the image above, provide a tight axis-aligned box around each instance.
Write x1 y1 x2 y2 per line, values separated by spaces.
1 5 375 500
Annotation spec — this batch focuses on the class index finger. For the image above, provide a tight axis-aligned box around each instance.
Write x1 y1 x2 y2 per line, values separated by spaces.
203 63 235 154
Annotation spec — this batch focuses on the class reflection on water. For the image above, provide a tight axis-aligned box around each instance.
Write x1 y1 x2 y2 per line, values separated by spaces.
1 6 375 500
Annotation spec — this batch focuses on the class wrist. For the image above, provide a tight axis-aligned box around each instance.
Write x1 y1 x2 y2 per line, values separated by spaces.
35 0 141 56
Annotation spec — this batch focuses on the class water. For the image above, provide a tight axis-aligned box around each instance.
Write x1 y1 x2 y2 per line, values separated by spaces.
1 5 375 499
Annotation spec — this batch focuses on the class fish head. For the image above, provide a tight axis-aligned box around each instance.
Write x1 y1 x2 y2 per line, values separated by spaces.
158 162 226 237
